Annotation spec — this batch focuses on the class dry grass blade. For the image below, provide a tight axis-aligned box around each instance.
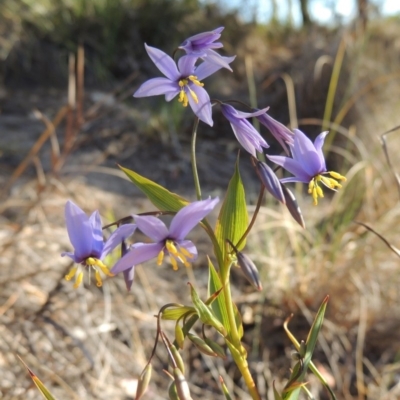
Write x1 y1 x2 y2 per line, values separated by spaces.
354 221 400 258
380 126 400 199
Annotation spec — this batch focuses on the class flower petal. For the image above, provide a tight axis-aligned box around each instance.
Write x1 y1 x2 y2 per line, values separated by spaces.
169 197 219 240
61 251 79 263
101 224 137 259
222 104 269 120
177 55 198 76
177 239 198 261
89 210 104 258
292 129 325 175
313 131 329 171
64 201 93 261
255 161 285 203
111 242 163 274
267 155 311 182
195 57 225 80
134 215 169 242
134 77 179 98
145 44 180 81
123 267 135 291
180 27 224 52
188 86 213 126
202 49 235 72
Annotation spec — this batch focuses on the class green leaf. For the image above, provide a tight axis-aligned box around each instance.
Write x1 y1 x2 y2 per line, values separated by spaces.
119 165 188 212
214 157 248 262
304 295 329 369
208 258 231 336
189 283 227 336
207 259 243 339
19 357 57 400
162 306 195 320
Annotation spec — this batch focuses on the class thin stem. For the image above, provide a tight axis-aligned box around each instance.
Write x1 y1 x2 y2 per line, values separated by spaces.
190 117 202 200
235 184 265 250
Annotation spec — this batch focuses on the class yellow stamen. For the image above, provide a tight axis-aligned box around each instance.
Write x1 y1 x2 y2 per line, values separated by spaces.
179 246 194 259
170 256 179 271
166 240 179 256
178 89 188 107
157 249 165 266
65 266 78 281
328 171 347 181
187 86 198 103
308 178 315 194
95 270 103 287
73 271 84 289
188 75 204 86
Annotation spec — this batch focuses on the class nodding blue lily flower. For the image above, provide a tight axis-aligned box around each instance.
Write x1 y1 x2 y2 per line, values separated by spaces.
134 44 230 126
111 197 219 290
220 104 270 157
267 129 346 205
61 201 136 288
179 27 236 71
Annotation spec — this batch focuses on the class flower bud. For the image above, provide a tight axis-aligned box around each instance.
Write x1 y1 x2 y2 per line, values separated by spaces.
169 342 185 374
175 323 185 350
204 337 226 359
135 363 152 400
168 381 179 400
281 184 305 228
187 333 217 357
254 161 285 204
173 368 192 400
236 252 262 291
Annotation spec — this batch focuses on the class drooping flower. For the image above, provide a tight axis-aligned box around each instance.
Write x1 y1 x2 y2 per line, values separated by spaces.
134 44 231 126
255 111 294 155
111 197 219 290
267 129 346 205
61 201 136 288
220 104 270 157
179 27 236 71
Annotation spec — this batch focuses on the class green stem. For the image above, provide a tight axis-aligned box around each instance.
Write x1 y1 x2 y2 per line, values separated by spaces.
190 117 202 200
226 337 261 400
235 183 265 250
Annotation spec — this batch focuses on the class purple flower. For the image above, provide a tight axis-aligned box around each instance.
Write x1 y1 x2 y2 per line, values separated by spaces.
255 111 294 155
267 129 346 205
111 197 219 290
134 44 230 126
221 104 270 157
62 201 136 288
179 27 236 71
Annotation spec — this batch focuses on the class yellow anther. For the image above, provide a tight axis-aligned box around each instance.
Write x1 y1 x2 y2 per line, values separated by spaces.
179 79 188 87
166 240 179 256
179 246 194 259
65 266 78 281
97 262 114 277
73 271 84 289
187 86 198 103
170 256 179 271
308 178 315 194
157 249 165 266
86 257 96 266
316 185 324 198
178 90 188 107
95 270 103 287
311 187 319 206
188 75 204 87
328 171 347 181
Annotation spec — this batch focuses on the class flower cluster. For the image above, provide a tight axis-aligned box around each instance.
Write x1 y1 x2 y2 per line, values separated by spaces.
61 26 347 294
62 198 218 290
